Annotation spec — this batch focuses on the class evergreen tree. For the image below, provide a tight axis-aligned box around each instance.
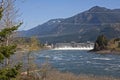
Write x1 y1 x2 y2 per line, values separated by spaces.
0 3 22 79
0 24 22 80
94 35 108 51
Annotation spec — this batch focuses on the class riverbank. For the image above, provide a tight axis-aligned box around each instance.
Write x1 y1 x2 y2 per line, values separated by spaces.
19 70 120 80
90 49 120 54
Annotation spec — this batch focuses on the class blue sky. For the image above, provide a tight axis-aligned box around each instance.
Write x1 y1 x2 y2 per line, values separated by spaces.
16 0 120 30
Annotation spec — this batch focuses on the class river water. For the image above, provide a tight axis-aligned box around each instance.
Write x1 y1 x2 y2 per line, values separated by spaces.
35 50 120 78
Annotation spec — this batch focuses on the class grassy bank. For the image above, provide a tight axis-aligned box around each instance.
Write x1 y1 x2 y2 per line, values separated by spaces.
19 70 120 80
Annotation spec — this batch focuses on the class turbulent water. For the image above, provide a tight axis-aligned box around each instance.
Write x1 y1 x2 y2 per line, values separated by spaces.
35 50 120 78
53 47 93 50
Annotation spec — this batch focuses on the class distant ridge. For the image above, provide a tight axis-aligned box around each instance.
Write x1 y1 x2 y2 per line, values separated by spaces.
19 6 120 43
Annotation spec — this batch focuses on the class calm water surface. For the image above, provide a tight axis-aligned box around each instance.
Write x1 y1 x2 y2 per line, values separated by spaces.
35 50 120 78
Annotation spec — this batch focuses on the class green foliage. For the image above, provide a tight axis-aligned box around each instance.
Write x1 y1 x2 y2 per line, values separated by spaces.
0 63 22 80
0 24 22 79
0 52 4 62
0 45 16 62
0 24 22 62
0 23 22 42
94 35 108 51
0 7 22 79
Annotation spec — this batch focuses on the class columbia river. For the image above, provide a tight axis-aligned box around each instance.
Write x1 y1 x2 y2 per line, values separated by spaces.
35 50 120 78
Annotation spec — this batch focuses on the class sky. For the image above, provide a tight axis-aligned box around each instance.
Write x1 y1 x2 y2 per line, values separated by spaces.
16 0 120 30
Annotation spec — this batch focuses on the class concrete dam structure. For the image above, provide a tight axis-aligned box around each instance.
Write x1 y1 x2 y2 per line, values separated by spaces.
54 42 94 50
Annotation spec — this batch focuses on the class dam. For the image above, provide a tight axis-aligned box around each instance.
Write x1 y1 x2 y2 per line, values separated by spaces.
53 42 94 50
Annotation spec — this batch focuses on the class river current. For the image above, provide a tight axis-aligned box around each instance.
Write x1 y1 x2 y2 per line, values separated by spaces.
35 50 120 78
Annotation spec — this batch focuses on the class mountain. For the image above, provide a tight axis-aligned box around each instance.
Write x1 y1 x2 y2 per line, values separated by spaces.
20 6 120 43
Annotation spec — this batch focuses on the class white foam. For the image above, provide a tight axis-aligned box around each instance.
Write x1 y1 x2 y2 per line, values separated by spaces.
93 58 111 60
45 55 50 58
53 56 62 60
86 61 91 63
104 68 109 71
53 47 94 50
